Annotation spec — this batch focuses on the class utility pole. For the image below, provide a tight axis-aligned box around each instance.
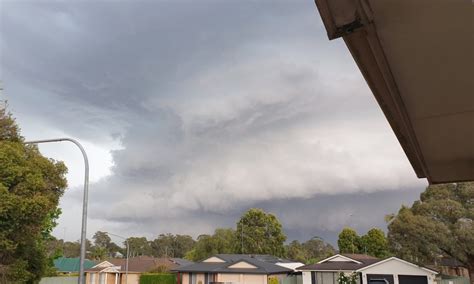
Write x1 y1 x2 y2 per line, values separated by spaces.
24 138 89 284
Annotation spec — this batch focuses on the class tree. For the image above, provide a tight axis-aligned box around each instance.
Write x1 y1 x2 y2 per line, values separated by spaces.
126 237 151 257
388 182 474 279
337 272 358 284
286 241 306 263
92 231 121 257
286 237 335 264
173 235 196 258
150 233 196 258
236 208 286 256
0 104 68 282
93 231 112 249
185 229 235 261
337 228 361 254
360 228 389 258
302 237 335 263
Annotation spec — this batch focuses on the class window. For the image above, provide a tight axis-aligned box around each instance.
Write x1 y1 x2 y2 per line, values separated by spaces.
316 272 338 284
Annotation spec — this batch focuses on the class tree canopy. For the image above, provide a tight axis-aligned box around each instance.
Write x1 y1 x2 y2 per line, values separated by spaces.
0 104 68 282
388 182 474 279
286 237 335 264
337 227 389 258
236 208 286 257
337 228 360 254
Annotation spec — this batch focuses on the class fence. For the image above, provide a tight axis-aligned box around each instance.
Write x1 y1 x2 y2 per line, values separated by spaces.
436 277 470 284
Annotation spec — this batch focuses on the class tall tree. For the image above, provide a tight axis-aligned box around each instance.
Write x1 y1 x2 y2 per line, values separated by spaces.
93 231 112 248
173 235 196 258
337 228 361 254
360 228 390 258
236 208 286 256
285 241 306 263
388 182 474 279
0 104 68 282
126 237 151 257
92 231 121 257
302 237 336 263
185 229 235 261
150 233 195 258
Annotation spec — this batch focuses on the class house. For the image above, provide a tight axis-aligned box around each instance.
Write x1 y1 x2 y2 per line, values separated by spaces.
297 254 437 284
174 254 305 284
53 257 96 274
85 256 191 284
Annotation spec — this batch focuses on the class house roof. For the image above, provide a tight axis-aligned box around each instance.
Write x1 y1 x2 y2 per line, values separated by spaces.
297 254 437 275
86 256 184 273
313 0 473 184
170 258 194 267
54 257 95 273
174 254 296 275
298 254 381 271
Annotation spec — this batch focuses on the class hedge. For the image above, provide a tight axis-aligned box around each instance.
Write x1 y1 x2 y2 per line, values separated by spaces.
140 273 177 284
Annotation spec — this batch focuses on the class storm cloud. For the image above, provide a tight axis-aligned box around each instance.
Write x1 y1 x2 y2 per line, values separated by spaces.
0 0 426 245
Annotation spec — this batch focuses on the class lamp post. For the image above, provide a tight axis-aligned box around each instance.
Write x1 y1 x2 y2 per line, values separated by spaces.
24 138 89 284
105 232 129 284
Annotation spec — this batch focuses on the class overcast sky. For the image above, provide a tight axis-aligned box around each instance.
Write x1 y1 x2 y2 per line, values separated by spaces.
0 0 427 246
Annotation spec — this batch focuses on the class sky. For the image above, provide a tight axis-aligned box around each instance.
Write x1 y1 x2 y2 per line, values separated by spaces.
0 0 427 246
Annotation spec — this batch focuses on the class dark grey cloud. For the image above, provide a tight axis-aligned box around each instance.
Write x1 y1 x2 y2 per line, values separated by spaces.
1 0 427 242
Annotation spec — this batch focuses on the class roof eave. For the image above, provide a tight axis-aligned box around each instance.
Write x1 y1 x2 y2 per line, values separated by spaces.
313 0 434 182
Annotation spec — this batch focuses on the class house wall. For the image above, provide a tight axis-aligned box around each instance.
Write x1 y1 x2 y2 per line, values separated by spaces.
217 273 268 284
203 257 225 263
228 262 258 269
361 259 436 284
86 272 98 284
196 273 205 284
302 271 311 284
120 273 139 284
182 273 190 284
218 273 241 283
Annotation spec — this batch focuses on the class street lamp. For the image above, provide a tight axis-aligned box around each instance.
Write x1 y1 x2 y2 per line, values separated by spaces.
105 232 129 284
24 138 89 284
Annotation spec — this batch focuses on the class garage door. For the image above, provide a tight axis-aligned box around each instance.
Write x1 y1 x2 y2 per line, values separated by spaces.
367 274 394 284
398 275 428 284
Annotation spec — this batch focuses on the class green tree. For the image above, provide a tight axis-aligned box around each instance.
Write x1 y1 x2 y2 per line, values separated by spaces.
150 234 175 257
92 231 121 257
285 241 306 263
337 272 358 284
388 182 474 279
302 237 335 263
337 228 361 254
185 229 235 261
93 231 112 249
127 237 151 257
0 104 68 282
236 208 286 256
150 234 196 258
90 246 108 261
360 228 389 258
173 235 196 258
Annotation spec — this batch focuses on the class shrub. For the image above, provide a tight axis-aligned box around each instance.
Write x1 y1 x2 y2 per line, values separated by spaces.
140 273 176 284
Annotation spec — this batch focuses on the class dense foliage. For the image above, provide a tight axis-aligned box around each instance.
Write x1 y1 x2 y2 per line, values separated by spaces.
0 104 68 283
285 237 335 263
46 208 335 264
140 273 176 284
337 227 389 258
236 208 287 256
388 182 474 279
